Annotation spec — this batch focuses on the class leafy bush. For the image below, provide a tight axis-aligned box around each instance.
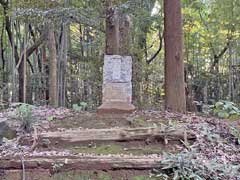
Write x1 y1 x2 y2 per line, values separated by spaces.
16 104 34 132
154 151 240 180
72 102 88 111
210 101 240 119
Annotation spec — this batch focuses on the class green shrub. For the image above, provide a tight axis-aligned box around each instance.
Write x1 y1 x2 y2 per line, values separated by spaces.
72 102 88 111
154 151 240 180
210 101 240 119
16 104 34 132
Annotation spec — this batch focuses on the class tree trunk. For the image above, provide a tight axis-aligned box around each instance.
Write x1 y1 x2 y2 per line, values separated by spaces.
41 44 49 103
105 0 119 55
228 43 234 101
23 23 28 103
58 23 68 107
105 0 131 55
18 61 25 102
164 0 186 113
48 22 58 107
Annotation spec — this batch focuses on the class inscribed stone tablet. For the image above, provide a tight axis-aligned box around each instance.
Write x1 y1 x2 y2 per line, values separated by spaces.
103 55 132 83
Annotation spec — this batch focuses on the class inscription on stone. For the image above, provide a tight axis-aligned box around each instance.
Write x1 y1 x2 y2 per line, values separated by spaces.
112 58 121 81
103 55 132 83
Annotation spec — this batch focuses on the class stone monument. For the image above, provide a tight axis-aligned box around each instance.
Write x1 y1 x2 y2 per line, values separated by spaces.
97 55 135 113
98 4 135 113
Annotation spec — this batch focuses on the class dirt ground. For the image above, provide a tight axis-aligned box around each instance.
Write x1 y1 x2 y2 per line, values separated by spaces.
1 106 240 179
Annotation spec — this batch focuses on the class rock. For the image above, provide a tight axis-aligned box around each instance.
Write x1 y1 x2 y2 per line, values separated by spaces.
0 120 17 145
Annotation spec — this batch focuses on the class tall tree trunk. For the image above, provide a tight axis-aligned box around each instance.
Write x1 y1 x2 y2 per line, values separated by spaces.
41 44 49 103
18 61 25 102
228 42 234 101
105 0 119 55
58 22 68 107
105 0 131 55
22 23 28 103
164 0 186 113
48 22 58 107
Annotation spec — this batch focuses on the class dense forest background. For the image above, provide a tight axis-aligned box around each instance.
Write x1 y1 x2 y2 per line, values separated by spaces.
0 0 239 111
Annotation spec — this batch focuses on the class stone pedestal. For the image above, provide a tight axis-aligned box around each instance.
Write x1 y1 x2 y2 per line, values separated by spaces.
98 55 135 113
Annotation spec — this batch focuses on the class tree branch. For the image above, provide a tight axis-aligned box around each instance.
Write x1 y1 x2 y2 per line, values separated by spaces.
211 40 231 69
199 10 233 71
146 31 163 64
16 31 47 72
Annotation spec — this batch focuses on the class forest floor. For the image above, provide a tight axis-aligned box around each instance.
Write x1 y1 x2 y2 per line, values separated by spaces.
0 105 240 179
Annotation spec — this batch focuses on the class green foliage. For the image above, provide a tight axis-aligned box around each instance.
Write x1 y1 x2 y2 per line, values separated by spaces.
16 104 33 120
98 174 112 180
16 104 34 132
211 101 240 119
155 151 240 180
1 0 240 110
70 144 123 155
131 176 159 180
47 116 54 121
72 102 88 111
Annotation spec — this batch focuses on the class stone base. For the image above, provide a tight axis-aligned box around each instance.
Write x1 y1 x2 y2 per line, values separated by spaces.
97 101 135 114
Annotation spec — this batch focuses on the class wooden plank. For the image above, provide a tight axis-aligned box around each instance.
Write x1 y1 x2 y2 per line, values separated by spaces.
39 127 195 143
0 155 162 171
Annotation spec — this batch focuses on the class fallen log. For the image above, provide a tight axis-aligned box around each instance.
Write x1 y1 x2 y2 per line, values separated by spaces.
0 155 162 171
39 127 196 144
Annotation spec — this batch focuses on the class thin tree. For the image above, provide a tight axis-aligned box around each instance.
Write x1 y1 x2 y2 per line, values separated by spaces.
164 0 186 113
48 22 58 107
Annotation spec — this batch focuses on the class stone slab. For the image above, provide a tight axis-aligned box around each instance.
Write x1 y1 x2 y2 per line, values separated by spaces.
98 55 135 113
102 82 132 103
103 55 132 83
97 102 135 114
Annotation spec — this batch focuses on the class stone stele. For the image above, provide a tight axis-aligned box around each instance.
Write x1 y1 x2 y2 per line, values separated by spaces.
98 55 135 113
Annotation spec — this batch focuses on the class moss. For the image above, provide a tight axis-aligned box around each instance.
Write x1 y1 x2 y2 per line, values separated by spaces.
125 147 163 155
70 144 124 155
130 176 160 180
132 116 147 127
52 171 111 180
94 144 123 154
98 173 112 180
52 171 92 180
69 144 164 156
53 173 160 180
2 169 162 180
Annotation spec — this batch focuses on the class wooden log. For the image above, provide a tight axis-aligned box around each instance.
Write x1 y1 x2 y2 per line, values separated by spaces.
0 155 162 171
39 127 195 144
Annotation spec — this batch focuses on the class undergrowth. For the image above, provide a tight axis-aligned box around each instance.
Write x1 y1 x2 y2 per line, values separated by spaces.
153 151 240 180
210 101 240 119
16 103 35 132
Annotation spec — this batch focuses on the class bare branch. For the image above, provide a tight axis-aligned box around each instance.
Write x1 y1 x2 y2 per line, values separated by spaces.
146 31 163 64
16 31 47 71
